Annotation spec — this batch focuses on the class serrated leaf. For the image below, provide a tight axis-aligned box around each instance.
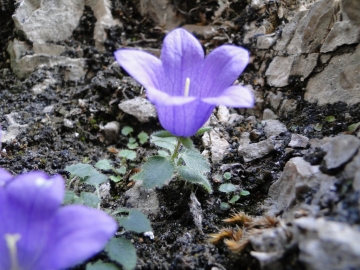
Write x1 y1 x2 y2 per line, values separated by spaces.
348 121 360 133
150 135 177 154
151 130 174 137
157 150 169 157
138 131 149 144
229 195 240 204
136 156 174 189
116 165 127 174
65 163 93 178
240 190 250 196
325 116 336 123
95 159 113 171
219 183 237 193
81 192 100 208
179 149 210 174
118 209 152 233
119 149 137 160
109 175 122 182
121 126 134 136
86 261 119 270
223 172 232 180
178 137 194 149
105 238 137 270
177 166 212 193
85 169 108 187
64 190 82 205
196 126 212 135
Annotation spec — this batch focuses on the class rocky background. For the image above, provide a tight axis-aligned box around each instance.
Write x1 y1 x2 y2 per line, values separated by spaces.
1 0 360 269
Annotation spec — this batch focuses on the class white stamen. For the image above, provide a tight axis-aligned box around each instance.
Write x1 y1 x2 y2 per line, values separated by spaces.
184 78 190 97
5 233 21 270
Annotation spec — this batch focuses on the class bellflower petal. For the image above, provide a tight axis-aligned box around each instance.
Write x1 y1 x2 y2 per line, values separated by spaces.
114 49 162 89
0 168 13 184
46 205 117 269
202 85 255 107
0 169 117 270
114 28 254 137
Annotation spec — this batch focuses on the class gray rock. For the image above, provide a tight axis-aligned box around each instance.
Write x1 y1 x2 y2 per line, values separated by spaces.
238 136 275 162
262 119 288 137
257 35 277 49
262 108 278 120
295 217 360 270
2 113 28 143
267 91 283 111
209 129 230 164
100 121 120 142
305 43 360 105
118 97 157 122
265 56 296 87
288 134 309 148
290 53 318 80
342 151 360 192
125 181 160 216
13 0 85 43
63 119 74 128
322 135 360 169
216 105 230 123
279 99 297 115
228 113 244 125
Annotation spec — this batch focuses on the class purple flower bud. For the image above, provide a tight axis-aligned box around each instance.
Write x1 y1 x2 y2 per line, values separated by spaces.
115 28 254 137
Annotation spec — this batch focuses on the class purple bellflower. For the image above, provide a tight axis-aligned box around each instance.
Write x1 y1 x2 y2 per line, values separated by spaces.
114 28 254 137
0 168 117 270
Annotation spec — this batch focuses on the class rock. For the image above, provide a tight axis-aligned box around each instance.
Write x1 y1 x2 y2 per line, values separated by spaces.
228 113 244 125
305 43 360 105
262 108 278 120
202 131 211 148
118 97 157 122
267 157 324 217
288 134 309 148
63 119 74 128
322 135 360 169
209 129 230 164
279 99 297 115
262 119 288 137
42 105 55 114
100 121 120 142
265 55 296 87
286 0 336 54
125 181 160 216
295 217 360 270
13 0 85 43
239 132 251 147
342 151 360 192
182 25 217 40
290 53 318 80
267 91 283 111
257 35 277 49
32 76 57 95
238 136 275 162
2 113 28 143
216 105 230 123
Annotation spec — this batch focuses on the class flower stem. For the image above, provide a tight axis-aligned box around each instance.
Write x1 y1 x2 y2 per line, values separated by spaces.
171 139 181 161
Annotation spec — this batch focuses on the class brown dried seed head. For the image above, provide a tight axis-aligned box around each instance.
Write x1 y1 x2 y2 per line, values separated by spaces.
208 228 234 245
224 238 249 253
223 211 253 225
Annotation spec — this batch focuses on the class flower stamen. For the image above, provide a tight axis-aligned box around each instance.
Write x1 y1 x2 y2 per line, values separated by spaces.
184 78 190 97
5 233 21 270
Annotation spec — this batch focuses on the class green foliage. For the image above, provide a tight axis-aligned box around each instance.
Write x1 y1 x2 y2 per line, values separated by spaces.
119 149 137 161
177 166 212 193
325 116 336 123
151 130 173 137
348 121 360 133
95 159 113 171
121 126 134 136
219 183 237 193
240 190 250 196
314 123 322 131
196 126 212 135
105 238 137 270
223 172 232 180
81 192 100 208
138 131 149 144
86 261 119 270
229 195 240 204
65 163 107 187
63 190 82 205
118 209 152 233
178 137 194 149
150 134 177 154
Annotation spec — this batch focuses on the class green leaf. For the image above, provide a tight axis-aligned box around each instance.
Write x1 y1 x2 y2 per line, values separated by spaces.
138 132 149 144
127 142 139 149
105 238 137 270
179 149 210 174
118 209 152 233
157 150 169 157
196 126 212 135
348 121 360 133
85 169 108 187
136 156 174 189
240 190 250 196
150 135 177 154
65 163 93 178
229 195 240 204
177 166 212 193
151 130 174 137
220 202 230 210
128 137 136 143
223 172 232 180
64 190 82 205
109 175 122 183
119 149 137 160
95 159 113 171
116 165 127 175
325 116 336 123
121 126 134 136
219 183 237 193
81 192 100 208
86 260 119 270
178 137 194 149
314 123 322 131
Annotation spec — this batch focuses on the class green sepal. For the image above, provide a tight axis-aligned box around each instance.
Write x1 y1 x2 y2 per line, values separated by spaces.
178 137 194 149
151 130 174 137
196 126 212 135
